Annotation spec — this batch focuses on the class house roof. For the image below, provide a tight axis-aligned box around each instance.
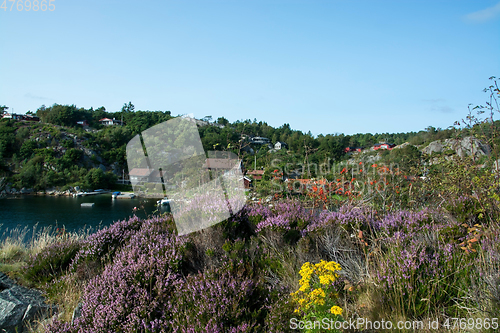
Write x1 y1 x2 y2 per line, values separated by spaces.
99 118 113 122
129 168 153 176
247 170 265 175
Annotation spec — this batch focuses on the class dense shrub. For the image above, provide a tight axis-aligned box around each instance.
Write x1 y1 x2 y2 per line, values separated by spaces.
70 215 144 273
48 216 279 333
24 239 81 283
168 260 266 332
49 217 185 332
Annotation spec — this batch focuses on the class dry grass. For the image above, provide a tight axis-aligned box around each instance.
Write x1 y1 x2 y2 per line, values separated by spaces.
0 224 97 332
0 224 95 265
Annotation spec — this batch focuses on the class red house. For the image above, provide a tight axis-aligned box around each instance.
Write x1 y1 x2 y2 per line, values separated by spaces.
247 170 264 180
373 143 396 150
242 176 252 189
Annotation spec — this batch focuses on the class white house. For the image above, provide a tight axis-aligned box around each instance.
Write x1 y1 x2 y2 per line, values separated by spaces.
99 118 123 126
274 141 288 150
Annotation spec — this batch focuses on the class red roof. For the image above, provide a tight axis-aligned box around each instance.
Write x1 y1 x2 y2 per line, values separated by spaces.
247 170 265 175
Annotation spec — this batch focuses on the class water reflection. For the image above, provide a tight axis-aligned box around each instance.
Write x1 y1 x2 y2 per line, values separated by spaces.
0 195 163 233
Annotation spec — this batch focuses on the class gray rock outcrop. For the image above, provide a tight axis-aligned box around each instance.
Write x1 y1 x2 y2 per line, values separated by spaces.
82 148 102 163
422 136 490 157
0 273 56 333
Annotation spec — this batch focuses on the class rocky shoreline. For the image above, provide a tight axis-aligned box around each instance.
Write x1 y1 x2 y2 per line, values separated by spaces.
0 186 78 198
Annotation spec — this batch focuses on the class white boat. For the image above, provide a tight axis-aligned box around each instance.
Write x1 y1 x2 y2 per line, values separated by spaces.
115 193 136 199
157 197 171 206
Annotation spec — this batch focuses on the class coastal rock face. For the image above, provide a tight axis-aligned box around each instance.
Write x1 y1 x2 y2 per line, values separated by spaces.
422 136 490 157
423 141 444 155
82 148 102 163
363 155 381 163
0 273 55 333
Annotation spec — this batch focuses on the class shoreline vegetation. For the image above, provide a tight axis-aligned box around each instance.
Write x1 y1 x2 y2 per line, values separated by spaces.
0 190 136 198
1 194 500 332
1 78 499 332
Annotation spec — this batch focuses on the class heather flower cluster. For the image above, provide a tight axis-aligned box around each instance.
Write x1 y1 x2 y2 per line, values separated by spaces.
304 204 376 235
46 214 277 333
70 215 143 270
167 261 263 332
372 208 475 318
255 215 291 233
253 200 314 233
48 217 186 332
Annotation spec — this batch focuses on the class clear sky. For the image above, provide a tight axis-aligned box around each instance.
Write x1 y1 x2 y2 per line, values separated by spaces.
1 0 499 136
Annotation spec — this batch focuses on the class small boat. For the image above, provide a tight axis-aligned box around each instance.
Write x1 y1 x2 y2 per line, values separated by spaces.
112 191 121 199
115 193 136 199
157 197 171 206
81 203 95 207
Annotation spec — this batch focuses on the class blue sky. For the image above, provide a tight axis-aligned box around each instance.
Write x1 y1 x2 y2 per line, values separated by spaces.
1 0 499 136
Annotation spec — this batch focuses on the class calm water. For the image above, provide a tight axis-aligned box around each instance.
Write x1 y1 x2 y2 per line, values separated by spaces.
0 195 169 233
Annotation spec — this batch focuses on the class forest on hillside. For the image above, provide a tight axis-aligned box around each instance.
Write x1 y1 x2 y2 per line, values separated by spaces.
0 99 466 193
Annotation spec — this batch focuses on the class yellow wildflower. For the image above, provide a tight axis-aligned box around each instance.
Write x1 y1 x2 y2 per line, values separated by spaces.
299 281 310 292
318 272 337 285
324 261 342 272
310 288 326 300
299 262 314 277
330 306 343 316
315 298 325 306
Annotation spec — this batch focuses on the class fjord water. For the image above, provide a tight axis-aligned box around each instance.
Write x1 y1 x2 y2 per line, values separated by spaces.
0 195 166 234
